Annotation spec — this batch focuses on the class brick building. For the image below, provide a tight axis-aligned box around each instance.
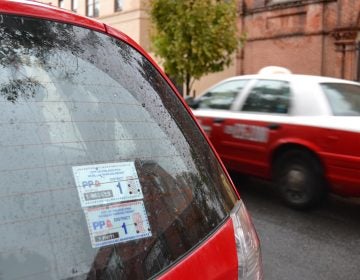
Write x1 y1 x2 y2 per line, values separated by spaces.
238 0 360 82
40 0 360 95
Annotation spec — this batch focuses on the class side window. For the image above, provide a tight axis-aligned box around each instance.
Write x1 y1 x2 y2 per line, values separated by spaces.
241 80 291 114
320 83 360 116
197 80 248 110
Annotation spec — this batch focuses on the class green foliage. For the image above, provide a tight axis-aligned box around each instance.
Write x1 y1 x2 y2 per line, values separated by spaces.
149 0 240 95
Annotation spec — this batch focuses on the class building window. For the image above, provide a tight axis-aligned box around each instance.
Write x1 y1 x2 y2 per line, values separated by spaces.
58 0 65 8
71 0 78 12
87 0 99 17
115 0 123 12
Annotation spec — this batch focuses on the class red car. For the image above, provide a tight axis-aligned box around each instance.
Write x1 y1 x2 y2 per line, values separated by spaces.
0 1 262 279
189 69 360 209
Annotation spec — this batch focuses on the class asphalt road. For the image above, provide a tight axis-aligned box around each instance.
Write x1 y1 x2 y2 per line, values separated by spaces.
232 176 360 280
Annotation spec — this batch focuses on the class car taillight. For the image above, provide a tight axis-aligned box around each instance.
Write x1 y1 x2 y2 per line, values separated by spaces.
230 200 263 280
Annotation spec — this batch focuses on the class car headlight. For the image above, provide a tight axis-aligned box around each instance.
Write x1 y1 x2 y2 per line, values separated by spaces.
230 200 263 280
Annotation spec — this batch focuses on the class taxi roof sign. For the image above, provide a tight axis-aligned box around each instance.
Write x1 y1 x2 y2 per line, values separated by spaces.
258 66 292 75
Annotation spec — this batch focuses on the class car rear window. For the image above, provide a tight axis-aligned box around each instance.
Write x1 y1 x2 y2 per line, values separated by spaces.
0 15 238 280
321 83 360 116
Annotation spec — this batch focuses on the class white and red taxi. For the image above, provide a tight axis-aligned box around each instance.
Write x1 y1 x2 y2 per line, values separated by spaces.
189 68 360 209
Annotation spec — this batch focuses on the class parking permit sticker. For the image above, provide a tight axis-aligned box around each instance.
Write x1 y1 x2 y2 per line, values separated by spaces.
84 200 152 248
72 162 144 207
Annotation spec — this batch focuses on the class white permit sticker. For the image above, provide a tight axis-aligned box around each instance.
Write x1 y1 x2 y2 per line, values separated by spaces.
72 162 144 207
84 200 152 248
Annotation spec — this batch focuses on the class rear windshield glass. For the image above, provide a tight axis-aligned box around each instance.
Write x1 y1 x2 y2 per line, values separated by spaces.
0 15 237 280
320 83 360 116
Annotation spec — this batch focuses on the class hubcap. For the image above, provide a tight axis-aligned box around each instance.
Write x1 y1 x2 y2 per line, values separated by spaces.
287 169 306 191
283 166 309 202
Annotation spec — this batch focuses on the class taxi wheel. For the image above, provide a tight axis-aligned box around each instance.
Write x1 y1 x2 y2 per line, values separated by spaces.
274 149 326 210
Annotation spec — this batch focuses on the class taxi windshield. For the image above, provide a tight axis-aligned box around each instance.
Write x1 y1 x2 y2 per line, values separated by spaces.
0 14 237 280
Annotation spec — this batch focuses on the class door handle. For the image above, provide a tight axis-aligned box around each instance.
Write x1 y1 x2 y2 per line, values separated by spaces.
267 123 281 130
213 118 225 124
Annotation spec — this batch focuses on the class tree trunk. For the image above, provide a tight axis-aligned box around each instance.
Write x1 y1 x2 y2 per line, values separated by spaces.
185 72 191 97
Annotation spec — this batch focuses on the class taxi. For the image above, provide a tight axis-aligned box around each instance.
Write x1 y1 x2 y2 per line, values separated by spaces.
0 1 262 279
189 67 360 209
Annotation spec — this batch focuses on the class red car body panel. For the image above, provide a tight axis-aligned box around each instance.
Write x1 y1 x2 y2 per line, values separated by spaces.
159 219 238 280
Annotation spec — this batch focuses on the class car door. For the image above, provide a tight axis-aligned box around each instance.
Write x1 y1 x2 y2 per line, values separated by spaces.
216 79 292 178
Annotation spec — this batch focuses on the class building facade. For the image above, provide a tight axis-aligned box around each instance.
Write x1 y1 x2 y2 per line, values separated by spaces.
40 0 360 95
239 0 360 82
44 0 151 50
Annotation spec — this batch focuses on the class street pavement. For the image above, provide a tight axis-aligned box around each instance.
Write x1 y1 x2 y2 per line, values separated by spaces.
233 176 360 280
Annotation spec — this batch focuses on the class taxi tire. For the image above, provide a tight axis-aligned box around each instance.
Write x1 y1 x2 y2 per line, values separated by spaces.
274 149 326 210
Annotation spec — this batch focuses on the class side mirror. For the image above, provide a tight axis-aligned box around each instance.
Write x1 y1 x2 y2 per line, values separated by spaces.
184 96 199 109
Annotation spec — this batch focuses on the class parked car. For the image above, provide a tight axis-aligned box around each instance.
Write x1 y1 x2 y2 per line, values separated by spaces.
0 1 262 280
188 68 360 209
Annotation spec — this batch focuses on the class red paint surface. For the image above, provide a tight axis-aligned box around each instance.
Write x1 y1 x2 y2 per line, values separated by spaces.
158 219 238 280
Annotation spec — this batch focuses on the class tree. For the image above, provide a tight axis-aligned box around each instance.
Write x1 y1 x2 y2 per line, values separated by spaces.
149 0 240 96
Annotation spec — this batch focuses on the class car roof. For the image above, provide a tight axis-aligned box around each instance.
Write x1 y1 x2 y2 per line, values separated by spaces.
222 73 360 85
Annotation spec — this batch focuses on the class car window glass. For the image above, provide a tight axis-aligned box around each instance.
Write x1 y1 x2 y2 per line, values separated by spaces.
197 80 248 110
241 80 291 114
0 15 237 280
320 83 360 116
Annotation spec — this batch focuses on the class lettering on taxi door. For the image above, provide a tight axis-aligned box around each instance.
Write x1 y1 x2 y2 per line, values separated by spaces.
224 124 269 143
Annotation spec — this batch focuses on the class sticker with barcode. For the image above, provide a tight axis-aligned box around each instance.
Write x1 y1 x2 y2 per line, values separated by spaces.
84 200 152 248
72 162 143 207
